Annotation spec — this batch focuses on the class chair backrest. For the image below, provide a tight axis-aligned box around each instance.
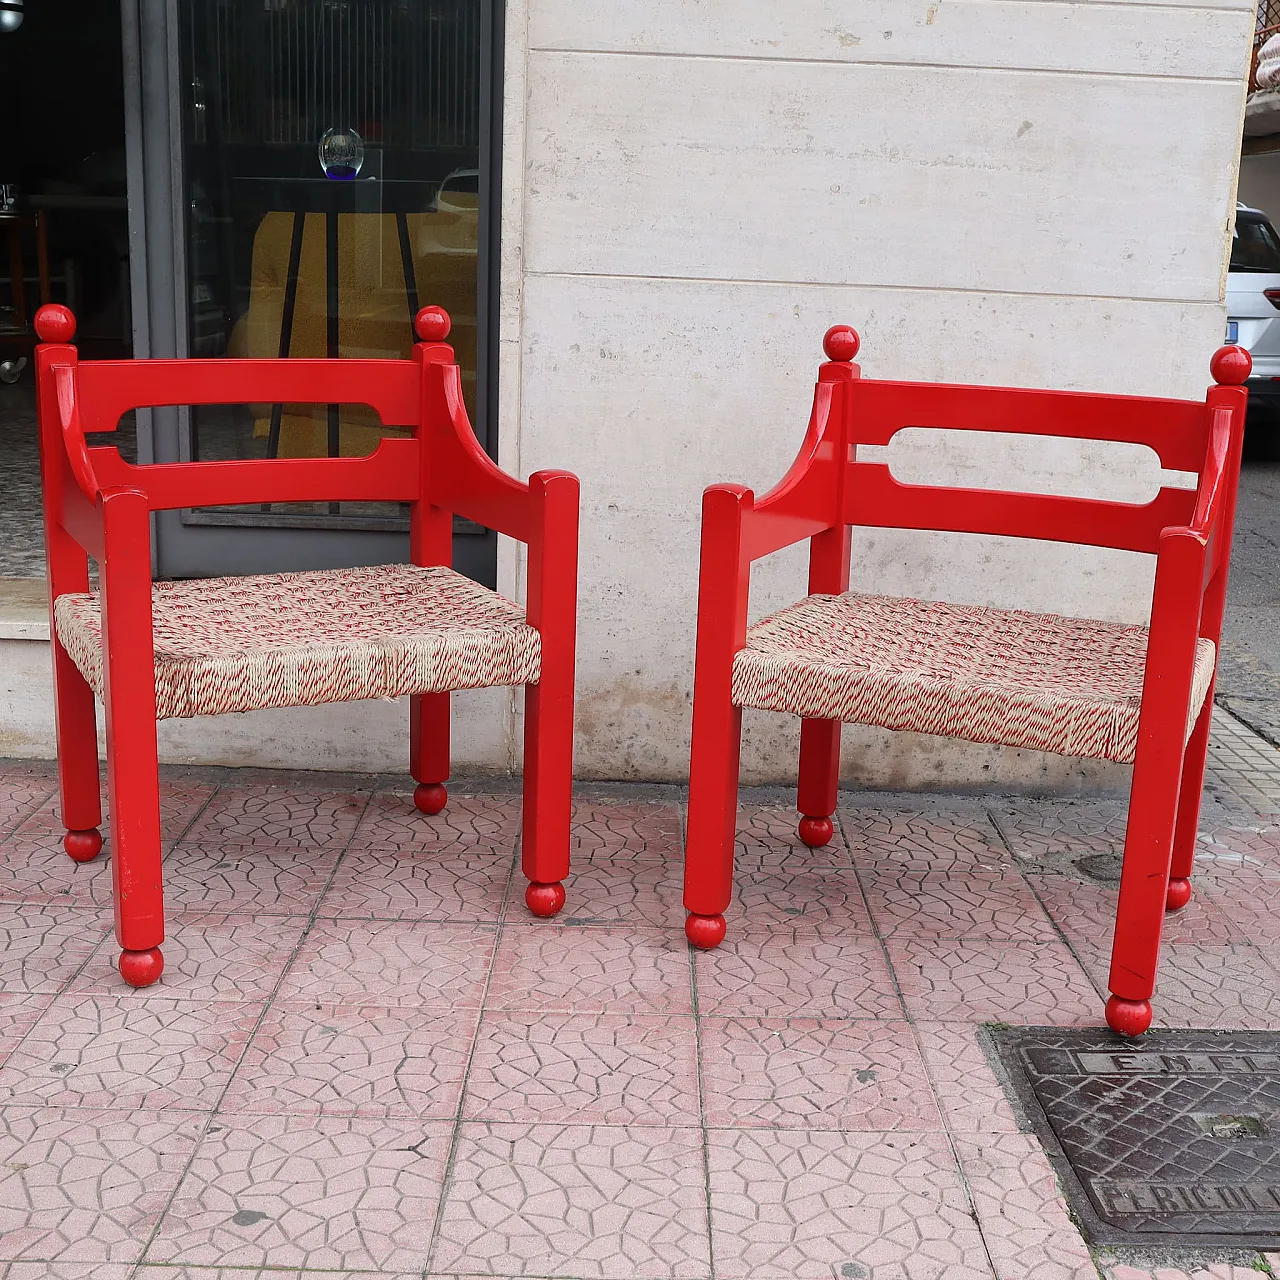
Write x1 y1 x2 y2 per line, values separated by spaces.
32 303 463 520
813 327 1247 558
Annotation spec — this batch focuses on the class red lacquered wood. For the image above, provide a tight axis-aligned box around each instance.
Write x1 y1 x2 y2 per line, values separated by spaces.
64 829 102 862
33 304 580 986
520 470 580 908
35 333 102 844
98 487 166 957
525 880 567 918
119 947 164 988
413 781 448 815
797 816 834 848
682 328 1249 1031
685 912 727 949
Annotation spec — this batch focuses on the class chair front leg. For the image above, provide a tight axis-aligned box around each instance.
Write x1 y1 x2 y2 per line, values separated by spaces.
798 718 841 847
521 675 573 918
51 628 102 862
1167 694 1214 912
410 691 450 815
100 490 165 988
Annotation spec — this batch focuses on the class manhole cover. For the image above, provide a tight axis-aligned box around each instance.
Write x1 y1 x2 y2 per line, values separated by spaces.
1074 852 1124 882
989 1027 1280 1247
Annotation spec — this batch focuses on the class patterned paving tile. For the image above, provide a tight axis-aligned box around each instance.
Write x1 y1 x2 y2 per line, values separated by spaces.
734 805 853 873
1028 874 1247 947
841 806 1010 872
431 1122 710 1278
0 1105 204 1264
0 1263 134 1279
147 1114 452 1272
221 1000 478 1118
912 1022 1021 1134
558 860 685 929
707 1128 994 1279
1076 941 1280 1029
0 996 259 1111
13 778 217 849
859 869 1058 942
700 1018 942 1131
464 1012 699 1127
275 920 496 1009
955 1133 1096 1280
159 843 342 917
0 904 110 994
0 836 112 908
886 939 1102 1025
571 799 682 862
72 914 307 1001
0 993 53 1068
178 786 368 851
991 798 1129 861
487 924 693 1015
318 845 513 922
694 929 903 1019
1096 1260 1267 1280
0 768 57 838
348 790 521 853
1201 868 1280 944
728 871 875 934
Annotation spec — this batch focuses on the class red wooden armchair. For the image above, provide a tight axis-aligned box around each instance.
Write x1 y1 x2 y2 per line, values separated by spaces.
32 303 578 988
682 325 1250 1037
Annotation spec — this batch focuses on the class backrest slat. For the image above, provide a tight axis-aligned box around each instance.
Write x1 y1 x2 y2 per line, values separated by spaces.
845 464 1199 555
851 379 1207 472
75 358 420 432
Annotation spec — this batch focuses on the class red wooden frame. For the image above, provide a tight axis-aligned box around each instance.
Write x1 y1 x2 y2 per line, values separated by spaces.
683 324 1251 1037
33 303 579 987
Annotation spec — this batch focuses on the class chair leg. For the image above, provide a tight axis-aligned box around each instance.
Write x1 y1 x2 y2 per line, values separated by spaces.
1167 698 1213 913
520 679 572 918
51 635 102 862
797 717 840 847
410 691 450 815
683 695 743 950
102 678 165 989
1106 751 1184 1037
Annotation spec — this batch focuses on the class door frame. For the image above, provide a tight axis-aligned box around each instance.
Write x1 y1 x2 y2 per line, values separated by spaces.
119 0 503 584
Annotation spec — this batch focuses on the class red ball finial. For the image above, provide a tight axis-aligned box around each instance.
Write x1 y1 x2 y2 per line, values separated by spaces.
823 325 860 363
414 306 451 342
35 304 76 344
1210 344 1251 386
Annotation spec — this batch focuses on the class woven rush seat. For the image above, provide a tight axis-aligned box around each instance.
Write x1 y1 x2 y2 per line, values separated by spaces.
731 592 1216 764
54 563 541 720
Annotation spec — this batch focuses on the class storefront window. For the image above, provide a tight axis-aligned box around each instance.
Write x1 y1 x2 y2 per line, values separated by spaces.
178 0 483 529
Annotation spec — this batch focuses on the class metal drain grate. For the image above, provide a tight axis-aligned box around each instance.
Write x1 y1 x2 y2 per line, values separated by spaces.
989 1027 1280 1247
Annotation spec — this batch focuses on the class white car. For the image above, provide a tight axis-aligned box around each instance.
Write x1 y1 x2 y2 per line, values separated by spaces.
1227 202 1280 418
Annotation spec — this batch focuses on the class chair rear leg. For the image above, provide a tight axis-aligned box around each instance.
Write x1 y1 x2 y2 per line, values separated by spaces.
410 691 450 815
684 696 743 949
1167 697 1213 912
520 678 573 918
1106 752 1184 1037
797 718 840 847
52 637 102 862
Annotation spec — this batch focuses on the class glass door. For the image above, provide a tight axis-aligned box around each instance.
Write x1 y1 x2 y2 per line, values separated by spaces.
122 0 502 583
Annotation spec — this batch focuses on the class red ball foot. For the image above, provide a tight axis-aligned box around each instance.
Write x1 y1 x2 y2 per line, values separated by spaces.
118 947 164 988
685 912 727 949
413 783 448 815
1166 877 1192 912
798 816 833 848
64 829 103 863
525 880 566 918
1105 995 1152 1037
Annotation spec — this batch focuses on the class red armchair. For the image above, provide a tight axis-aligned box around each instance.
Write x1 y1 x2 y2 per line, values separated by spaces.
682 324 1250 1037
33 303 578 988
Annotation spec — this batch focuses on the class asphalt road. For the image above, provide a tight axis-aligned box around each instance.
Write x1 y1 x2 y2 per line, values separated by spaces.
1217 449 1280 742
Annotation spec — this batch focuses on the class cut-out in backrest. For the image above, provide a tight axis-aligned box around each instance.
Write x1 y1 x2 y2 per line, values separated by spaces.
843 378 1209 555
73 358 421 433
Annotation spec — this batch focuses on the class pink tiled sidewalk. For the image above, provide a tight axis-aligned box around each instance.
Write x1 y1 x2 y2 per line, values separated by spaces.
0 719 1279 1278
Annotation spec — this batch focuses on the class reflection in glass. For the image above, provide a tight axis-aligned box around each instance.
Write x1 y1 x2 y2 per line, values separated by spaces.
178 0 482 525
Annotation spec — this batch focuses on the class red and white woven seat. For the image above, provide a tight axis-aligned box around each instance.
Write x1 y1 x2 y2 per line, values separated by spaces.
732 592 1215 764
54 563 540 721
